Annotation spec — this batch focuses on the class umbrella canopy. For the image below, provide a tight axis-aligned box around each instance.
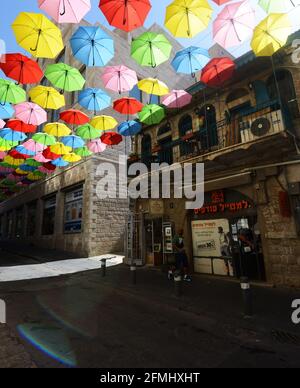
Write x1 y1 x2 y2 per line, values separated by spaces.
34 152 51 163
0 53 43 85
29 86 65 110
6 119 37 134
90 115 118 131
259 0 300 13
165 0 213 38
251 13 291 57
171 46 209 75
22 139 46 153
14 146 36 157
32 133 56 146
87 139 107 153
45 63 86 93
101 65 138 94
63 153 82 163
138 78 169 96
113 97 143 115
50 142 72 155
99 0 152 32
25 159 42 167
162 90 192 109
38 0 91 24
138 104 165 125
8 149 29 159
200 57 235 87
101 132 123 146
0 138 18 151
0 128 27 142
38 166 56 174
27 171 45 181
44 122 71 137
76 123 101 140
0 103 14 120
70 26 114 67
118 120 142 136
78 88 111 114
0 120 5 129
213 1 256 49
74 146 92 157
12 12 64 59
131 32 172 68
42 147 60 160
59 109 89 126
14 102 47 126
3 155 25 167
51 157 69 167
0 79 26 105
61 135 85 149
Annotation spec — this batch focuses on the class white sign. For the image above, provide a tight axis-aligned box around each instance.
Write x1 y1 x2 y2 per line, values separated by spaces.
0 299 6 324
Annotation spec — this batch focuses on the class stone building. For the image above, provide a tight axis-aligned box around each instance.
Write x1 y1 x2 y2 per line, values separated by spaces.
129 31 300 288
0 20 190 257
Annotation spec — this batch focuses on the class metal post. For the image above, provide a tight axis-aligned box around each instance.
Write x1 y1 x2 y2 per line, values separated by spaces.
130 263 137 284
174 272 183 297
240 277 253 317
101 259 107 277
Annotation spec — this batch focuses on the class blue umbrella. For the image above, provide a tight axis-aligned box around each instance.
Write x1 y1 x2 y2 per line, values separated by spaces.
79 88 111 115
118 120 142 137
15 146 36 156
61 135 85 149
51 157 69 167
70 26 114 67
172 46 210 76
0 128 27 142
18 164 36 172
0 103 14 119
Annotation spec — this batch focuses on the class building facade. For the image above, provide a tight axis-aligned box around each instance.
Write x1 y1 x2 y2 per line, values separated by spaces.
129 31 300 288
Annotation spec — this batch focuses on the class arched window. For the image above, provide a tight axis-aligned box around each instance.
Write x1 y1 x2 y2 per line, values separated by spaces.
157 122 171 137
197 104 218 149
179 115 193 156
141 134 152 165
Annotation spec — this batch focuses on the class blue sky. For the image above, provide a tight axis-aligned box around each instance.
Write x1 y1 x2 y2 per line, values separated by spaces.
0 0 299 59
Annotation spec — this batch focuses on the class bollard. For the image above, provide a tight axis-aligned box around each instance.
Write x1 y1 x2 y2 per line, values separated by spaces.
240 277 253 317
130 263 137 284
174 272 183 297
101 259 107 277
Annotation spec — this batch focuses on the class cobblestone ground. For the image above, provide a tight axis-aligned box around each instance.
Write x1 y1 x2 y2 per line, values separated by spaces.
0 324 35 368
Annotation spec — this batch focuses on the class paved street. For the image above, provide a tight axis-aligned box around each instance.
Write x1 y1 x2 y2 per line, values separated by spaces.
0 253 300 368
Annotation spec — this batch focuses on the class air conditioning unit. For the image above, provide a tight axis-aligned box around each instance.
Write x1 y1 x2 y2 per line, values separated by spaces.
240 110 284 143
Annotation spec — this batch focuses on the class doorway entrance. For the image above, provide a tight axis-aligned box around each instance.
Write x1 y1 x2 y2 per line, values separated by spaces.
145 218 163 266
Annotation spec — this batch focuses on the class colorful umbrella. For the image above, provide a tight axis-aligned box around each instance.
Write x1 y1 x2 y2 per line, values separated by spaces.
38 166 55 174
42 147 60 160
101 132 123 146
59 109 89 126
50 142 72 155
131 32 172 68
0 53 43 85
74 146 92 157
0 79 26 105
0 103 14 120
6 119 37 134
213 1 256 49
27 171 45 181
45 63 86 93
0 138 18 151
90 115 118 131
101 65 138 94
87 139 107 153
4 155 25 167
14 146 36 157
76 123 101 140
38 0 91 24
118 120 142 136
70 26 114 67
171 46 210 76
14 102 47 126
113 97 143 116
259 0 299 13
78 88 111 114
34 153 51 163
12 12 64 59
51 157 69 167
99 0 152 32
29 86 65 110
165 0 213 38
25 159 42 167
251 14 291 57
162 90 192 109
200 57 235 87
138 104 165 125
44 123 71 137
61 135 85 149
63 153 82 163
32 133 56 146
22 139 46 153
8 150 29 159
138 78 169 96
0 129 27 142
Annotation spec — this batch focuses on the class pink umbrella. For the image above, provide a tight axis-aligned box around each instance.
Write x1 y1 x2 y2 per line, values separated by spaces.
0 119 6 129
6 174 22 183
162 90 192 109
101 65 138 94
38 0 91 23
34 153 51 163
38 166 55 174
87 139 107 154
14 102 47 126
22 139 47 154
0 166 14 174
0 151 7 160
213 1 256 48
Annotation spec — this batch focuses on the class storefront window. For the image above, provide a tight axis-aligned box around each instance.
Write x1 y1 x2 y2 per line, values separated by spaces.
64 187 83 233
27 202 37 237
42 196 56 236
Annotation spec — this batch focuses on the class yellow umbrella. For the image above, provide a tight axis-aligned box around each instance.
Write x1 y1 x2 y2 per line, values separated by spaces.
138 78 169 96
50 142 72 155
27 172 44 181
4 156 25 167
12 12 64 59
29 86 65 110
90 115 118 131
251 13 291 57
15 168 29 175
165 0 213 38
44 122 71 137
63 153 82 163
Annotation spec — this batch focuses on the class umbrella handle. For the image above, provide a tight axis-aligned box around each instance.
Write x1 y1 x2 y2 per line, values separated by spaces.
60 0 66 16
30 31 41 52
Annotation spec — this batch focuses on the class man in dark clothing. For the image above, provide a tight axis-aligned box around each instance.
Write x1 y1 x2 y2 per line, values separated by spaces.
172 229 191 282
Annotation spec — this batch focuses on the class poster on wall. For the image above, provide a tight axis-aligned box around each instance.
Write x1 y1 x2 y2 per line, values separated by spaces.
191 219 234 277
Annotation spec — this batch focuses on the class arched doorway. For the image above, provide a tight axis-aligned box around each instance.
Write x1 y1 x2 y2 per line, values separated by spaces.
157 123 173 165
178 114 193 156
141 134 152 166
197 104 218 150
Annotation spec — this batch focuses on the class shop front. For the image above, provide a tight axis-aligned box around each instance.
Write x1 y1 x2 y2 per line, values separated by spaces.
191 189 266 281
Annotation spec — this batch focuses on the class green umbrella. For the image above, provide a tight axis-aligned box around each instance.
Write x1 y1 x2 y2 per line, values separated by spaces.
25 158 42 167
0 138 18 148
32 133 56 146
74 146 92 157
138 104 165 125
76 124 101 140
45 63 86 93
258 0 294 13
0 79 26 105
131 32 172 68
